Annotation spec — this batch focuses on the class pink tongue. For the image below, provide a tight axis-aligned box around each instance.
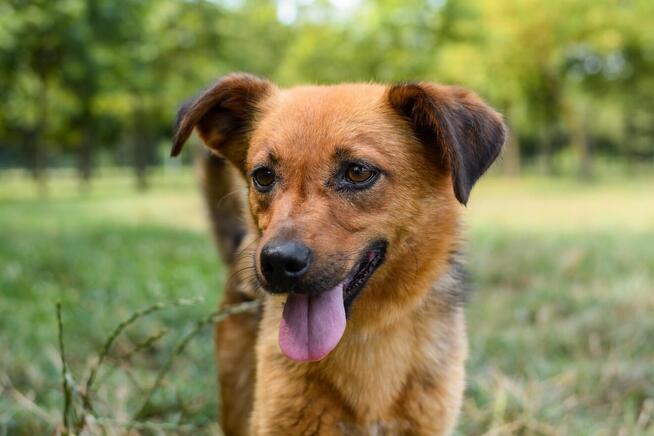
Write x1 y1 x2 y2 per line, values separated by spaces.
279 284 346 362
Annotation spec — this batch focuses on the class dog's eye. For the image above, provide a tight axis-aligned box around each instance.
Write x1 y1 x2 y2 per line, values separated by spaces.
252 167 275 191
345 164 375 184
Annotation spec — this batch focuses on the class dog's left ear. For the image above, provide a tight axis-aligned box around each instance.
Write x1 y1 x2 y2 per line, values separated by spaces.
387 83 506 205
171 73 275 173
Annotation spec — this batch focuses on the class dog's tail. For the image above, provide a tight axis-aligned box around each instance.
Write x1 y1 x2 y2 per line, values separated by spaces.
198 150 247 267
201 150 260 435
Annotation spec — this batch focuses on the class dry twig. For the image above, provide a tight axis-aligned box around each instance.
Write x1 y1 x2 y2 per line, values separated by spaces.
53 297 260 433
56 303 73 433
134 299 260 420
83 297 202 411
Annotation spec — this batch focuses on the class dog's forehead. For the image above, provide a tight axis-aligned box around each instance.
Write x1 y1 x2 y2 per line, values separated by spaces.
249 84 394 164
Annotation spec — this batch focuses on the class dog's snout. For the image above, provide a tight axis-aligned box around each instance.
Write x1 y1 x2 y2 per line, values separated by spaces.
260 240 312 290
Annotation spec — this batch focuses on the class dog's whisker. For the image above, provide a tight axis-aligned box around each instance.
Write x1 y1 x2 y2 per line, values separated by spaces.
213 188 246 210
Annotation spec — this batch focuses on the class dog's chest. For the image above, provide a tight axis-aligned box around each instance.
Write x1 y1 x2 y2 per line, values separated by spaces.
324 323 423 420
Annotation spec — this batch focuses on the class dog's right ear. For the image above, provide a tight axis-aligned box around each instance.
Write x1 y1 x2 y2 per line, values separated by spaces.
387 83 506 205
171 73 274 173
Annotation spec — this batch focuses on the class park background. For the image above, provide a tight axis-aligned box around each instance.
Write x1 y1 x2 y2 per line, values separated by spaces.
0 0 653 434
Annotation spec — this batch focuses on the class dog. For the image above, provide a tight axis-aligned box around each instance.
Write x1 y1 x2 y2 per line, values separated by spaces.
172 73 506 435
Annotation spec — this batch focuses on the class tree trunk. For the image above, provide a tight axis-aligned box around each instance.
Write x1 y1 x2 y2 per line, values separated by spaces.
500 103 521 177
623 106 635 172
562 100 592 180
31 77 49 196
574 124 592 180
133 104 150 192
78 104 95 192
79 134 93 186
540 67 562 176
541 125 557 175
503 130 521 177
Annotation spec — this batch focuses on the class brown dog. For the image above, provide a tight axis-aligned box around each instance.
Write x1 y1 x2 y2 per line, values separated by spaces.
172 73 505 435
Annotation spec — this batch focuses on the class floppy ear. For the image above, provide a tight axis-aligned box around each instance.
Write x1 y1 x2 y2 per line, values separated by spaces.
171 73 274 173
387 83 506 205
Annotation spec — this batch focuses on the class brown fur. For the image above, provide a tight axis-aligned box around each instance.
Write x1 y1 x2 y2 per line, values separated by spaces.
175 73 505 435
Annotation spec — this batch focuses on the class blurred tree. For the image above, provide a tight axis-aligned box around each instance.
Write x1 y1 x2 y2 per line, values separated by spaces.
0 0 653 187
60 0 133 188
434 0 654 177
277 0 466 83
0 0 79 192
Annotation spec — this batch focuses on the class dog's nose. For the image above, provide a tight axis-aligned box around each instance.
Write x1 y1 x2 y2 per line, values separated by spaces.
260 240 312 289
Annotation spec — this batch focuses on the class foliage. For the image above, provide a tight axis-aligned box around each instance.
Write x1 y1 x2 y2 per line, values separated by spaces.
0 0 653 183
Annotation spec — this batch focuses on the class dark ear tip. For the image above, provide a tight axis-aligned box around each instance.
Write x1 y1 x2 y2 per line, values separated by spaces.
172 99 194 158
454 189 469 206
170 136 185 157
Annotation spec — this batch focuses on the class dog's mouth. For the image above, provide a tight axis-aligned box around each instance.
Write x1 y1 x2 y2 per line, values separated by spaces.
279 240 387 362
342 240 387 311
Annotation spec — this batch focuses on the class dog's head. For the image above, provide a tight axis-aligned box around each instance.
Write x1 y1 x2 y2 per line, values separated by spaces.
173 73 505 362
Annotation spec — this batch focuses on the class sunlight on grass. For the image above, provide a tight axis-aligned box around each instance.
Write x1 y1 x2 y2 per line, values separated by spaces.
468 175 654 232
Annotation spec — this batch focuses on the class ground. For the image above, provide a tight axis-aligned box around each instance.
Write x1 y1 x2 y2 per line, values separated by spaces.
0 168 652 435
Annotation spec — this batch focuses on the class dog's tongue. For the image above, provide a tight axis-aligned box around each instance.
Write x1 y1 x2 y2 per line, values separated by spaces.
279 284 346 362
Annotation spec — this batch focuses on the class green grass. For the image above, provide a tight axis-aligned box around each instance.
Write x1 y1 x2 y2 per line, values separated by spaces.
1 169 653 435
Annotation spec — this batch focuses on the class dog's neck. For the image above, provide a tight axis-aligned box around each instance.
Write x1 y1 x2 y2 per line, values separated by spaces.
340 251 469 346
312 255 469 420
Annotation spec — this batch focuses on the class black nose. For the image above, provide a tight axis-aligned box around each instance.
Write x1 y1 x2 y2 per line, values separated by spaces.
260 240 312 290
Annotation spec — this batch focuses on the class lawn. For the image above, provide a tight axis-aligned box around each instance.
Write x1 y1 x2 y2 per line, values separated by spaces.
1 168 653 435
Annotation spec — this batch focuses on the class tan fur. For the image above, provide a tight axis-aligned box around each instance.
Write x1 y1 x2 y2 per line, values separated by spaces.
177 75 505 435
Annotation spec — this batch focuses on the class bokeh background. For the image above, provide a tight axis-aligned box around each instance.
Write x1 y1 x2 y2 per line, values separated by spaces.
1 0 653 434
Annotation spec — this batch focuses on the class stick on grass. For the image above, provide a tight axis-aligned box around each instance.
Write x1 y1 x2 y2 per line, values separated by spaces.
56 303 73 433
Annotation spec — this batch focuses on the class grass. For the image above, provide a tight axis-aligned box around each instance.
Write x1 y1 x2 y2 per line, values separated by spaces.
0 168 653 435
